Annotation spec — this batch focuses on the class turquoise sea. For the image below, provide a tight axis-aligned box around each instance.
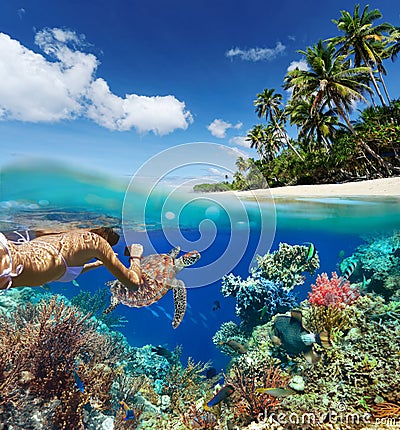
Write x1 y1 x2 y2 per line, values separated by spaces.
1 160 400 428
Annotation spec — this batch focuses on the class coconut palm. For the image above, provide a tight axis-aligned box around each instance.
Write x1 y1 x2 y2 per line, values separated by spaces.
284 40 389 172
246 124 281 162
286 97 341 153
235 156 250 174
387 26 400 61
254 89 303 160
329 4 393 106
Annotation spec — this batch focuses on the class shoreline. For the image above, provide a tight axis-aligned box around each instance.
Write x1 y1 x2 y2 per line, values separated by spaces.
233 177 400 199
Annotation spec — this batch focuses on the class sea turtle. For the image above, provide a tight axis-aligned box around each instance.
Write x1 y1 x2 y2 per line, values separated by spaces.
104 245 200 328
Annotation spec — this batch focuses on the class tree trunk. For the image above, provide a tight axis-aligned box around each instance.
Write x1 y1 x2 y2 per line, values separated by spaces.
378 69 391 105
274 121 304 161
335 102 391 175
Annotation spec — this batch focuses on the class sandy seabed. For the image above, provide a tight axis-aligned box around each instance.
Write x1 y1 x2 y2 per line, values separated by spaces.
234 177 400 199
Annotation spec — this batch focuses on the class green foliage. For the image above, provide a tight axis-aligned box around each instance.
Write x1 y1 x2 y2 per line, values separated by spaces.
192 182 232 193
235 6 400 190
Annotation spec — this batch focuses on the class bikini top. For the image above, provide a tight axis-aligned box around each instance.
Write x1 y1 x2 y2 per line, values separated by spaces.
0 232 24 291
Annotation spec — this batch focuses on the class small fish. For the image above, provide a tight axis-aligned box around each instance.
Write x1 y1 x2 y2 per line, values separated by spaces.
205 367 217 379
256 387 296 397
270 310 332 364
213 300 221 311
120 401 135 421
73 370 84 393
199 312 208 322
339 259 358 286
203 384 235 410
72 280 79 287
151 345 174 360
303 242 316 261
147 308 160 318
337 250 346 260
259 305 268 320
220 339 247 354
39 283 51 291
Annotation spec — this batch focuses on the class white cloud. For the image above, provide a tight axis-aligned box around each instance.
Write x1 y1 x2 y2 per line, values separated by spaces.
208 167 226 177
287 58 309 72
207 119 242 138
226 42 285 62
17 8 25 19
0 29 192 134
229 136 250 148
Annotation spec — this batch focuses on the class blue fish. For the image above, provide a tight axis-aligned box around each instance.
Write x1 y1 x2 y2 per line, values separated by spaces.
73 370 84 393
203 384 234 410
120 401 135 421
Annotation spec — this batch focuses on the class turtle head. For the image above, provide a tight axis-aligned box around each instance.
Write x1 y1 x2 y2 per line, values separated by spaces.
181 250 201 267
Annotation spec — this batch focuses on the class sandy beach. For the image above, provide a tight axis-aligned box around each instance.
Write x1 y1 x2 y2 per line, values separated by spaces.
234 177 400 199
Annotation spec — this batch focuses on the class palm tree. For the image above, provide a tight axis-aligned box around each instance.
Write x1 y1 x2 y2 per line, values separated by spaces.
284 40 389 172
286 97 341 153
329 4 393 106
246 124 281 162
254 89 303 160
387 26 400 61
235 156 250 174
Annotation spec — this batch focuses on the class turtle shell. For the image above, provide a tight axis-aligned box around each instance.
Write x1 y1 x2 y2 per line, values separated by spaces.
108 253 178 308
141 253 178 287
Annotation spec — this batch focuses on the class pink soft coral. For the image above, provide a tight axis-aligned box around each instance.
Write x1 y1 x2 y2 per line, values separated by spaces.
308 272 360 307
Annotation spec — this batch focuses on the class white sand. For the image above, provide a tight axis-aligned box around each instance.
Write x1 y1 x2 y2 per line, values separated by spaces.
234 177 400 199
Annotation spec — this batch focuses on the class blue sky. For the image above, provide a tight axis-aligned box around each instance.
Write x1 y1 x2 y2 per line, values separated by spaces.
0 0 399 177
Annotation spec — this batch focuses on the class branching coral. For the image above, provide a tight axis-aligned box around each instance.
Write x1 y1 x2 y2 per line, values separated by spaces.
212 321 248 356
181 403 218 429
221 271 298 333
225 363 289 426
372 402 400 418
256 243 320 291
163 357 217 415
71 288 128 328
308 272 360 307
0 296 128 429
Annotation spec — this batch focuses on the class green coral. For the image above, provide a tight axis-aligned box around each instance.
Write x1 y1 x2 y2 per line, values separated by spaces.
256 243 320 291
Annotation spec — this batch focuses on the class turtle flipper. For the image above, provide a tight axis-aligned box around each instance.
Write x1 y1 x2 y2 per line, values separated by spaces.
103 293 120 314
172 279 187 329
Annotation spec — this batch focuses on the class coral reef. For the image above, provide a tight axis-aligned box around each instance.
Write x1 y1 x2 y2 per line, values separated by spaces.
71 288 129 328
225 363 290 427
212 321 248 356
221 271 298 333
308 272 360 307
256 243 320 292
0 296 128 429
343 231 400 298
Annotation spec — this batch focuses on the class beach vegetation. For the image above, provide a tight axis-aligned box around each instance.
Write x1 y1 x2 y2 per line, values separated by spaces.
229 4 400 189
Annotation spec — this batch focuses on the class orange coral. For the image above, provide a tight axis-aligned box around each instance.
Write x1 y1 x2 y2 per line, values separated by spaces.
372 402 400 418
